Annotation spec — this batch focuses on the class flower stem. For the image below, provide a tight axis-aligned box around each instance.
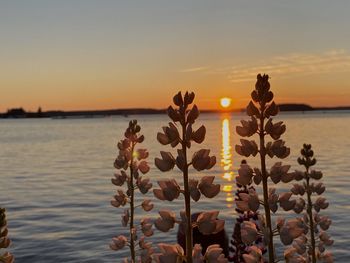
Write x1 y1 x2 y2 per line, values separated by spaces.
182 115 193 263
259 112 275 263
306 168 316 263
129 142 136 262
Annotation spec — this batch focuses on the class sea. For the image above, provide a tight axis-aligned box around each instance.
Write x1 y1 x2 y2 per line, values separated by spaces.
0 111 349 262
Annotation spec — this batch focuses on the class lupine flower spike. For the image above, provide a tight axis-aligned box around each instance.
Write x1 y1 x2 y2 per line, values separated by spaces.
154 92 226 263
285 144 333 263
228 160 265 263
235 74 305 262
110 120 154 262
0 208 14 263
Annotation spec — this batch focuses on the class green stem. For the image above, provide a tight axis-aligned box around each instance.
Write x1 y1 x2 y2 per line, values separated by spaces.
129 142 136 262
306 168 316 263
182 112 193 263
259 112 275 263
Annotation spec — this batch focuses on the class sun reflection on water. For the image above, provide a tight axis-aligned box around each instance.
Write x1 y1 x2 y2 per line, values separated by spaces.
221 117 234 207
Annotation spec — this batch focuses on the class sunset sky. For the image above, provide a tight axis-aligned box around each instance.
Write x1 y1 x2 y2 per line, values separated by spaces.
1 1 350 111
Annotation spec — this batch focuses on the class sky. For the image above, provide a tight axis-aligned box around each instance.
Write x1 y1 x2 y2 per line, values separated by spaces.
1 0 350 111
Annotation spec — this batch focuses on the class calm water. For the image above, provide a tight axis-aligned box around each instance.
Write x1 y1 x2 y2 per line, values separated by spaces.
0 112 349 262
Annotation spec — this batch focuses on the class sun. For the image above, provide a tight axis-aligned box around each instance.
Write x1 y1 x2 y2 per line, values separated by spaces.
220 97 232 108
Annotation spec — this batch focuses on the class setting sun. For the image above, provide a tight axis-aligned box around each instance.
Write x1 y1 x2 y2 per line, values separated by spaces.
220 97 232 108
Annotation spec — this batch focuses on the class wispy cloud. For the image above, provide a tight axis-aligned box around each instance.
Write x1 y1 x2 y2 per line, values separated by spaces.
224 49 350 83
179 66 209 73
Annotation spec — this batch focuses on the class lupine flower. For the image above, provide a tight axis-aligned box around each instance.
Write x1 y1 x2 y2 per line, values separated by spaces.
235 74 297 263
154 91 226 263
141 199 153 212
198 176 220 198
155 243 184 263
235 139 258 157
279 192 296 211
137 178 152 194
237 192 260 212
153 179 180 201
110 120 153 262
204 244 228 263
111 171 127 186
242 246 263 263
140 218 154 237
236 164 254 186
265 119 286 140
192 149 216 171
196 211 225 235
240 221 258 244
155 151 176 171
288 145 333 262
192 244 204 263
110 235 128 250
154 210 176 232
189 179 201 202
236 118 258 137
111 190 128 208
269 162 292 184
279 219 305 245
0 208 14 263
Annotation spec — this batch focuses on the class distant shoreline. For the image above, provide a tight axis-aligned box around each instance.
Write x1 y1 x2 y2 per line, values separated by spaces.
1 104 350 119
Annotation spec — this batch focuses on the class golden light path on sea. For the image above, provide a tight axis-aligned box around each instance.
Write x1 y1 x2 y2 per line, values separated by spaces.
221 117 234 208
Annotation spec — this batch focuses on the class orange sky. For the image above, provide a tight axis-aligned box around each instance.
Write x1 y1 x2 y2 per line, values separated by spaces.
1 1 350 112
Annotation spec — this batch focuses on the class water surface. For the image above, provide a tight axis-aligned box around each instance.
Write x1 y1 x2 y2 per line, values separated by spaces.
0 111 349 262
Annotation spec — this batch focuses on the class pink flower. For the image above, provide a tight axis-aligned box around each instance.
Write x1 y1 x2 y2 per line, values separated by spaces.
157 123 180 147
309 170 323 180
192 244 204 263
318 216 332 231
141 199 154 212
155 243 184 263
110 235 128 251
153 179 180 201
154 210 176 232
279 218 305 245
242 246 262 263
191 125 206 144
187 105 199 124
140 218 153 237
111 190 127 208
204 244 228 263
266 139 290 159
189 179 201 202
198 176 220 198
121 209 129 227
236 117 258 137
321 252 334 263
237 192 260 212
291 183 305 195
192 149 216 171
111 171 127 186
236 164 254 186
241 221 258 244
235 139 258 157
319 231 334 246
155 151 176 172
138 160 150 174
279 192 296 211
196 211 225 235
265 118 286 140
314 197 329 212
136 149 149 160
137 178 152 194
269 162 291 184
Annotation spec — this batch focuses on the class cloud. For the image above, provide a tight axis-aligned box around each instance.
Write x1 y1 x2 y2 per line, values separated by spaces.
179 66 209 73
223 49 350 83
